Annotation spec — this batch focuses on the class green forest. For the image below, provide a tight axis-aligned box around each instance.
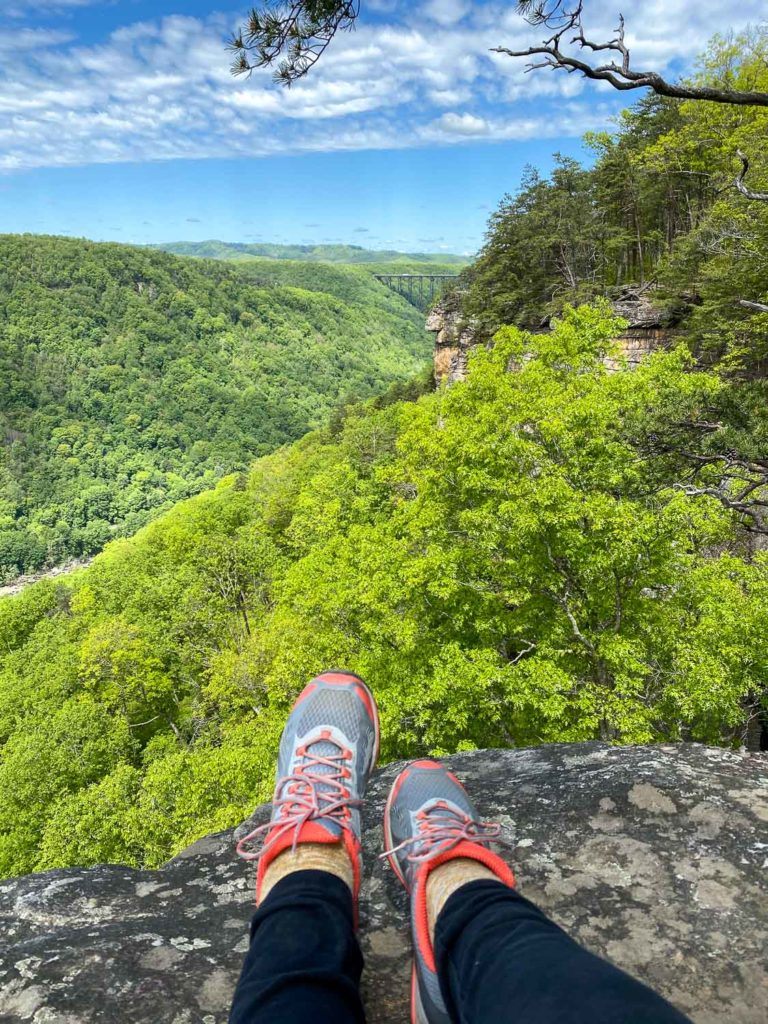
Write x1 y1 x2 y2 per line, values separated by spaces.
465 30 768 371
2 304 766 877
0 236 430 578
1 29 767 878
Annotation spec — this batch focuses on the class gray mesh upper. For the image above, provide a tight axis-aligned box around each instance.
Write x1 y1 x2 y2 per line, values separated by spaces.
385 761 485 1024
272 674 378 843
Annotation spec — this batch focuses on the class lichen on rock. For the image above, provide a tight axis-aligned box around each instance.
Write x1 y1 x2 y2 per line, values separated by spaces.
1 743 766 1023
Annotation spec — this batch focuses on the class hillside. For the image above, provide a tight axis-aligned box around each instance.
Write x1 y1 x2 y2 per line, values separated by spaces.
227 257 463 298
154 240 467 264
1 304 766 878
233 257 464 312
0 235 431 579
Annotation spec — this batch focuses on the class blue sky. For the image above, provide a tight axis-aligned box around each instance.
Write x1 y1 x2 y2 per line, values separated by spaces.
0 0 764 254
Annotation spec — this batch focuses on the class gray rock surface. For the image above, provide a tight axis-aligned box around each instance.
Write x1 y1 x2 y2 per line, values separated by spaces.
1 743 766 1023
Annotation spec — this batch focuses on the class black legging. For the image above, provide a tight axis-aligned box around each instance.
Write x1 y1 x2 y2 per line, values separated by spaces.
229 869 692 1024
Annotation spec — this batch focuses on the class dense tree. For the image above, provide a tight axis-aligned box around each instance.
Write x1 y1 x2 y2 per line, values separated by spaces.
464 33 768 343
462 32 768 532
0 235 430 579
2 304 765 877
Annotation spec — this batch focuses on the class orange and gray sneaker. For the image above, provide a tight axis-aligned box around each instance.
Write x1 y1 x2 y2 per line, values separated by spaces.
382 760 515 1024
236 669 380 904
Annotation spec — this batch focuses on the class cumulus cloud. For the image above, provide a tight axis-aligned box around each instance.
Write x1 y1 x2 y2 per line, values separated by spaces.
431 111 489 136
0 1 763 171
422 102 617 144
423 0 469 27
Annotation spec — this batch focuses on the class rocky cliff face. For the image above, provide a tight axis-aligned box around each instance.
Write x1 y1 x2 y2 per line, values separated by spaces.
425 299 478 384
427 292 679 382
604 291 680 371
1 743 766 1024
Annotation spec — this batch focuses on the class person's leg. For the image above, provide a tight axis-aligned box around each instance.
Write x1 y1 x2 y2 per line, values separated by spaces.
432 874 692 1023
229 669 380 1024
229 867 365 1024
383 760 691 1024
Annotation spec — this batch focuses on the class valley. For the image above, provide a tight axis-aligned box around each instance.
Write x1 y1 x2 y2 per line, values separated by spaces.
0 236 432 583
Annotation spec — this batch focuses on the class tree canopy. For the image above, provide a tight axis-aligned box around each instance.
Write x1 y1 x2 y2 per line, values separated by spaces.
0 235 430 580
1 303 765 877
464 31 768 357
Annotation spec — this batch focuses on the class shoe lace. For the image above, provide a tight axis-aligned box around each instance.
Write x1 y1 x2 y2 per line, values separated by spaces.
380 801 507 863
236 731 361 863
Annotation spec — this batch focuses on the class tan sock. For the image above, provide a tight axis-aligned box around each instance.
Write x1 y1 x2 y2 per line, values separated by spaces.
426 858 499 943
259 842 354 903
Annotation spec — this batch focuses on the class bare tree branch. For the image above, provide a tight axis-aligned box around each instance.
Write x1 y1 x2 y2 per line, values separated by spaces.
735 150 768 201
642 427 768 534
499 3 768 107
674 482 768 531
737 299 768 313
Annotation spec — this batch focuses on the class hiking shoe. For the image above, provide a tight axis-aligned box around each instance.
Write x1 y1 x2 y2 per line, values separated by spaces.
236 670 380 901
382 760 515 1024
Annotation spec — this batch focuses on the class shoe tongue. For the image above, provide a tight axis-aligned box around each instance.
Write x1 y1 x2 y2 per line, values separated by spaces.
417 804 464 852
301 735 341 793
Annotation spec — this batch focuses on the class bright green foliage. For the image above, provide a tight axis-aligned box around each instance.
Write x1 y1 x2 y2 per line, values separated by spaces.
0 235 430 578
1 304 764 877
463 29 768 534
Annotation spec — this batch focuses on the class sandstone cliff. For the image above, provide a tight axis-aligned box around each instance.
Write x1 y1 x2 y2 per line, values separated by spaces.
1 743 766 1023
427 292 679 383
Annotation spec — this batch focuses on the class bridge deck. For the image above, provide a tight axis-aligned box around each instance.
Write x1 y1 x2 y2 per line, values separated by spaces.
374 273 459 309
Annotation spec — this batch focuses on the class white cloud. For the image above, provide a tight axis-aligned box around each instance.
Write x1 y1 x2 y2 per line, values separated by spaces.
432 112 489 136
0 25 73 50
423 0 470 27
421 102 614 144
428 86 472 106
1 0 98 13
0 1 764 171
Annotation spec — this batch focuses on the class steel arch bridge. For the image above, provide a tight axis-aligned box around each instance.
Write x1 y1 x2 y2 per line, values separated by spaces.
374 273 459 309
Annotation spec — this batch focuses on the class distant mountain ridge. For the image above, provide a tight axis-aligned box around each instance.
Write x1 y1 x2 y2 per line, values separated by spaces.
154 240 467 264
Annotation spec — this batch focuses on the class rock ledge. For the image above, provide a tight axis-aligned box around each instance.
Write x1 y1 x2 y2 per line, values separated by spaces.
1 743 766 1023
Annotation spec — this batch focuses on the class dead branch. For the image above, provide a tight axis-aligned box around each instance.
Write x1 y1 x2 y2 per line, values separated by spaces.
674 483 768 532
735 150 768 201
737 299 768 313
499 4 768 107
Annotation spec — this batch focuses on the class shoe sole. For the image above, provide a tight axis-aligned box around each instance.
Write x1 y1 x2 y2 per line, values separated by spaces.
359 675 381 775
384 768 431 1024
411 962 429 1024
382 766 409 888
